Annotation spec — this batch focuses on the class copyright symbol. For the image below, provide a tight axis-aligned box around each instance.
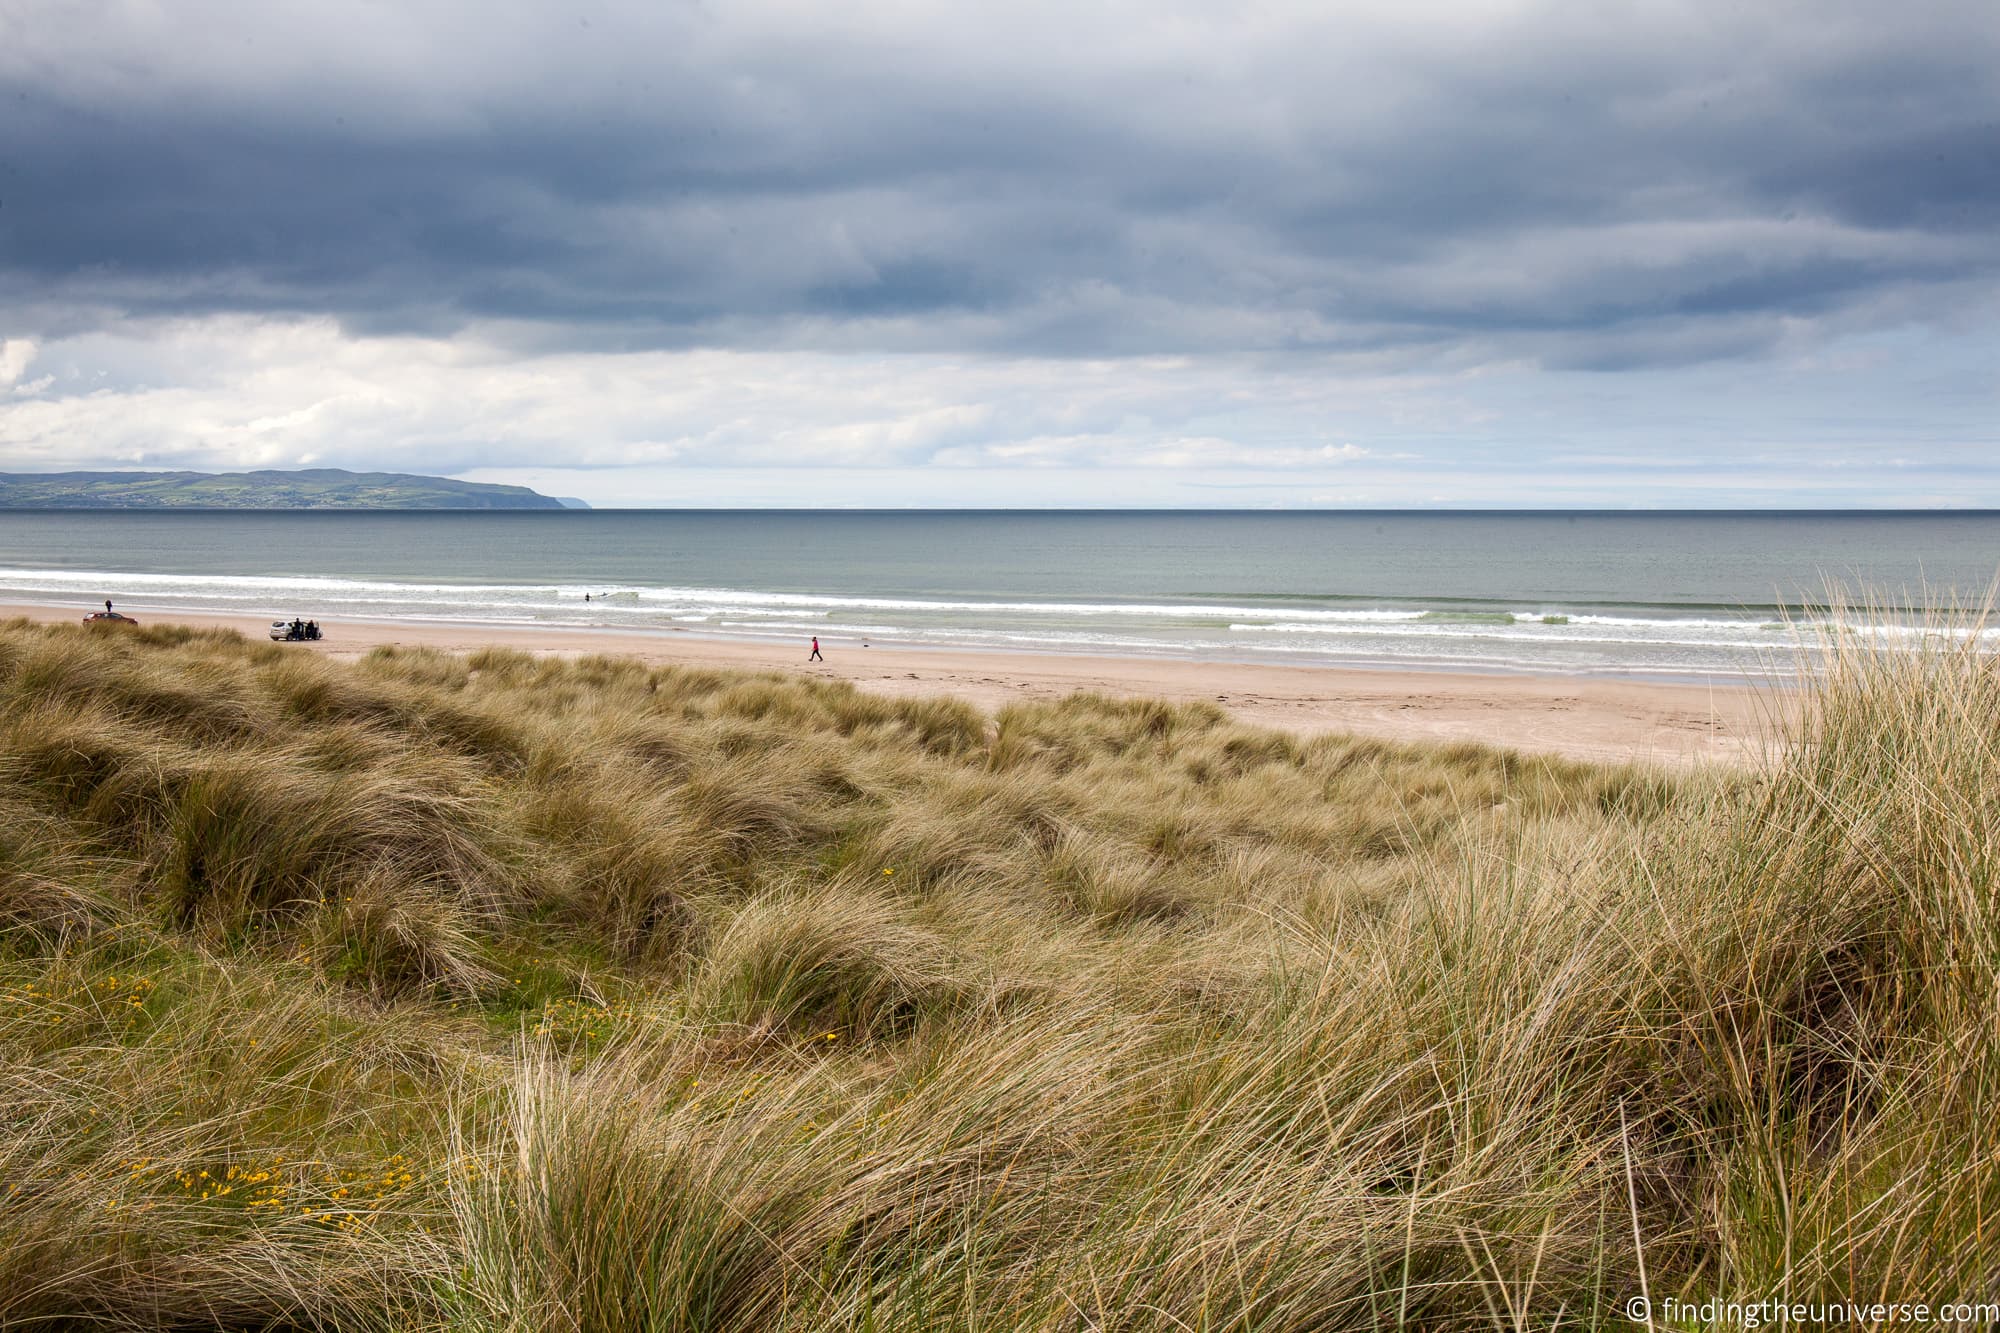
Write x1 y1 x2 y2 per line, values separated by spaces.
1625 1295 1651 1323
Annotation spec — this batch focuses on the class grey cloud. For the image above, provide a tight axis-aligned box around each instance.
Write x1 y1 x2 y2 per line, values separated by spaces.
1 0 1995 369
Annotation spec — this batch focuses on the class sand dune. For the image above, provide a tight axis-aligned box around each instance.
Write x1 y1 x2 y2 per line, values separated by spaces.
13 601 1780 766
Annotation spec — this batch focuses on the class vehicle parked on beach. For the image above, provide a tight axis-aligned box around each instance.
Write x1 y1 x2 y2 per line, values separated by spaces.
82 610 139 626
269 619 322 641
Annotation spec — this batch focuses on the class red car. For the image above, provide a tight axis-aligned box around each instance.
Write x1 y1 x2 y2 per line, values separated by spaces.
82 610 139 626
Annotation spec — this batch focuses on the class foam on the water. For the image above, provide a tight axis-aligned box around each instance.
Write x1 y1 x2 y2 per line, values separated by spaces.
6 561 1992 680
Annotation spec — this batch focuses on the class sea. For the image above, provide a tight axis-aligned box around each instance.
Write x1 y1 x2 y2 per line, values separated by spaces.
2 510 1997 681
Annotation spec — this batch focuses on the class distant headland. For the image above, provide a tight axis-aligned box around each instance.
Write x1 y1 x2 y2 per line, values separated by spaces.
0 468 588 510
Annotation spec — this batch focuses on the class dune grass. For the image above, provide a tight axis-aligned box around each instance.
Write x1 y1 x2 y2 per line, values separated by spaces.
0 616 1993 1328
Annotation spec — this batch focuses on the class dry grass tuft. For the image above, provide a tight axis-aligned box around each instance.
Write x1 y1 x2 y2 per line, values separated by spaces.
691 885 978 1039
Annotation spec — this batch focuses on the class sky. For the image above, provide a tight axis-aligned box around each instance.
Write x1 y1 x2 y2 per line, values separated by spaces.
0 0 1995 508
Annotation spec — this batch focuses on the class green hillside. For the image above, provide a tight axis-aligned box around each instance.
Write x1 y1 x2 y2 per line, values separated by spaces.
0 468 580 509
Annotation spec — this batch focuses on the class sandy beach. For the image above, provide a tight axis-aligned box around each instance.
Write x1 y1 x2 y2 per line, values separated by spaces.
12 601 1782 766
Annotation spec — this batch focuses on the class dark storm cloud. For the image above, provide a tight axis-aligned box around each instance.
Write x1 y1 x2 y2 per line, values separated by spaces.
1 0 1995 367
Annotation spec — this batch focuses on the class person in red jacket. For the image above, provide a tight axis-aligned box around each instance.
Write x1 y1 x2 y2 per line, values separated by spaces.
809 636 823 662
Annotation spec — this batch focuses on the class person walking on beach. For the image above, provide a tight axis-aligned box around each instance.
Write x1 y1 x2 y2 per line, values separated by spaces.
809 636 823 662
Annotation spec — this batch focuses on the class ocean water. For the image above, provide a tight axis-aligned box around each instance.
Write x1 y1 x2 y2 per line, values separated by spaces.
2 510 1997 679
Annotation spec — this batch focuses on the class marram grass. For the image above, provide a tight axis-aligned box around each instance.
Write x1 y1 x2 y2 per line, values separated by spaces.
0 616 1994 1329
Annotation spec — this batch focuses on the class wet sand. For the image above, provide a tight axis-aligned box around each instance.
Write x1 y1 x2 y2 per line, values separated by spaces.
15 602 1784 767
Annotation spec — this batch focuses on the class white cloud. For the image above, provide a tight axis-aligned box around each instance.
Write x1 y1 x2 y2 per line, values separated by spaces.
0 341 36 388
0 317 1436 480
2 312 1994 506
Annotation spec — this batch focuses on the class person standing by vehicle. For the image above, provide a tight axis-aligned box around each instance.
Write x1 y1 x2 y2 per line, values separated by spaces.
104 599 113 613
809 636 823 662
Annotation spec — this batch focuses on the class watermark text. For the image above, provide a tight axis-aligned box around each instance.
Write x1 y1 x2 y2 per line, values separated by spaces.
1624 1296 2000 1327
